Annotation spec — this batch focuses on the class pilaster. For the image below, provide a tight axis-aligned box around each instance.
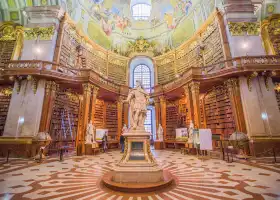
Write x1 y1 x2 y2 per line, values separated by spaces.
78 83 92 155
159 96 166 141
123 101 129 127
90 86 99 122
189 81 201 128
39 81 59 132
117 97 124 140
183 85 194 126
154 97 161 140
224 78 247 133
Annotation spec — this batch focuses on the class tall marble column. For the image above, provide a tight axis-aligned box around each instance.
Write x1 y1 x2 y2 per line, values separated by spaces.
90 86 99 122
183 85 194 126
224 78 247 133
223 0 266 57
4 78 46 137
39 81 59 132
189 82 201 128
239 75 280 155
117 96 124 140
159 96 167 140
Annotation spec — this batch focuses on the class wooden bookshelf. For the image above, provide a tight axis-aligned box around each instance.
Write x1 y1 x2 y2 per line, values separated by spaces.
49 90 79 151
94 99 105 128
105 102 118 137
204 85 235 139
166 100 179 139
0 87 12 136
0 41 15 68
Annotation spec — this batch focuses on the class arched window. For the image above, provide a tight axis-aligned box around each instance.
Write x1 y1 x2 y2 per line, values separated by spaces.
131 3 151 20
133 64 153 136
133 64 151 93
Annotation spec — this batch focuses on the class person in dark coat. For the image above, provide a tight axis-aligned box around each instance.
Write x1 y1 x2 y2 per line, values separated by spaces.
120 134 125 153
102 132 108 153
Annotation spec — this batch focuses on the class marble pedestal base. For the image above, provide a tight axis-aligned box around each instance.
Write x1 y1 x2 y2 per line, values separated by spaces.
102 129 173 191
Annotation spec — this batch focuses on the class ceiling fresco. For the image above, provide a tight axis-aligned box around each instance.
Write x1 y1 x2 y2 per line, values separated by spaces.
0 0 226 56
63 0 224 55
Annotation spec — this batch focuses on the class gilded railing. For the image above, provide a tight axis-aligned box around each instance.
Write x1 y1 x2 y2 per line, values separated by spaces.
154 55 280 94
1 56 280 96
2 60 127 94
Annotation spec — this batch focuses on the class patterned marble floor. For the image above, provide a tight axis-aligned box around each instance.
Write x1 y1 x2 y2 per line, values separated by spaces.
0 150 280 200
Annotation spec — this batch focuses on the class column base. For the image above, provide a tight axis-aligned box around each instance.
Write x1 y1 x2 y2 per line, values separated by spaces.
0 137 38 158
249 138 280 157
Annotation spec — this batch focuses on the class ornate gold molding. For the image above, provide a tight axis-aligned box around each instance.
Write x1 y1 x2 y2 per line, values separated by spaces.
189 81 200 95
262 71 276 91
228 22 260 36
24 26 55 40
261 14 280 55
275 82 280 92
247 71 258 92
65 89 79 102
0 22 24 60
27 75 38 94
0 87 13 96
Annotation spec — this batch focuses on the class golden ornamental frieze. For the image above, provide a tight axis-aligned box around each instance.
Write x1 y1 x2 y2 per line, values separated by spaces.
0 22 24 41
0 87 13 96
24 26 55 40
228 22 260 36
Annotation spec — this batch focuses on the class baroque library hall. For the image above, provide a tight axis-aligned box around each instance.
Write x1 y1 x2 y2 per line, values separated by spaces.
0 0 280 199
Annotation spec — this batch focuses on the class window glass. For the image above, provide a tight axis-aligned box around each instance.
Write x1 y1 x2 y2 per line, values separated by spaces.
132 4 151 20
133 64 151 93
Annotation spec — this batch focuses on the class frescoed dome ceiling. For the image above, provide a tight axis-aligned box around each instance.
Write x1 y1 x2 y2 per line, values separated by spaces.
0 0 224 55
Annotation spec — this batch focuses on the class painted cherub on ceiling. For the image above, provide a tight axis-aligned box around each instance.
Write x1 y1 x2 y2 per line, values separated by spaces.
88 0 132 36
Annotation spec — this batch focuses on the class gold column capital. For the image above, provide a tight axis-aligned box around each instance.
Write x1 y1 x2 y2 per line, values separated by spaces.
92 85 99 94
183 84 190 93
82 83 93 93
159 95 166 103
189 81 200 94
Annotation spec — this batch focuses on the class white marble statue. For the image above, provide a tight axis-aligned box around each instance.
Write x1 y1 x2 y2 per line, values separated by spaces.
123 80 150 130
188 120 194 143
85 120 95 144
157 124 164 141
122 124 128 134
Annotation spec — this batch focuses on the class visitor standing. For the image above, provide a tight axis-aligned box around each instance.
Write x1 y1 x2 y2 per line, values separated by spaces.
102 132 108 153
120 134 125 153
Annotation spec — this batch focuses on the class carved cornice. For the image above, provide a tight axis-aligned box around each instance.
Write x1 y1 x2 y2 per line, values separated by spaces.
24 5 65 22
228 22 260 36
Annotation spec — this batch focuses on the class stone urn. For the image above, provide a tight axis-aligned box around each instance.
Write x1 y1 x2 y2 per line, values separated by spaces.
32 132 52 160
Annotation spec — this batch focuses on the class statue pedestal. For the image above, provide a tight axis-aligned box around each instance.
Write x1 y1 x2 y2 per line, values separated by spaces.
102 130 173 192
